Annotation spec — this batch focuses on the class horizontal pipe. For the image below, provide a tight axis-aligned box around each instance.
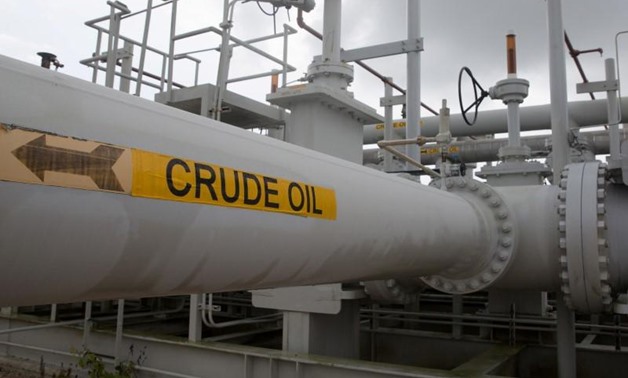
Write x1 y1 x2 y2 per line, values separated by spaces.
0 54 488 307
363 129 627 165
364 98 628 144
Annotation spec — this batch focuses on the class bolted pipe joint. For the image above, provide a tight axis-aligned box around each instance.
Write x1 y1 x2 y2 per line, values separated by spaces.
422 177 518 294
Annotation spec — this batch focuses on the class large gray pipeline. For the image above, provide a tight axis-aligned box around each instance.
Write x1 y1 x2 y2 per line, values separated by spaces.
1 55 624 313
0 55 491 306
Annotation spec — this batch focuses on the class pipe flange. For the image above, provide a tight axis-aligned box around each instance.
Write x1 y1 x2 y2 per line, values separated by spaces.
307 61 354 83
558 162 611 313
422 177 517 294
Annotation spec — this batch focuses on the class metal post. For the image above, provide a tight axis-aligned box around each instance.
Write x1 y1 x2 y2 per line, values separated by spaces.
322 0 341 63
82 301 92 346
406 0 421 168
167 0 178 100
606 58 621 161
114 299 125 365
188 294 202 342
92 30 103 84
282 24 289 87
194 61 200 86
556 294 577 378
105 5 121 88
452 295 462 339
547 0 570 183
50 304 57 323
119 41 134 93
384 77 394 172
160 55 167 92
213 0 235 121
135 0 154 96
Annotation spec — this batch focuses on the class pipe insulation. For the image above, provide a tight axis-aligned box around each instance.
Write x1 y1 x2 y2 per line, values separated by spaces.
363 98 628 144
0 55 490 307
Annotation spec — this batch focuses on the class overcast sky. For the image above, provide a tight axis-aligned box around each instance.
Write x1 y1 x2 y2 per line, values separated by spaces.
1 0 627 119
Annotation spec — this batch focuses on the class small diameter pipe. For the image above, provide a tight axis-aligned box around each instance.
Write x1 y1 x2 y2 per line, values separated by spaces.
507 102 522 147
201 293 280 329
547 0 571 183
377 139 441 178
384 77 394 172
606 58 621 160
322 0 342 63
405 0 421 167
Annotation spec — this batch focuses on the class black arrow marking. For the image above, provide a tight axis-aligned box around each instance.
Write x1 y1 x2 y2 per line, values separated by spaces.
11 135 125 192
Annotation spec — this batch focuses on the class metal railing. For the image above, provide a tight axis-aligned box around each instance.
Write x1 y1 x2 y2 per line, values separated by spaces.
80 0 297 114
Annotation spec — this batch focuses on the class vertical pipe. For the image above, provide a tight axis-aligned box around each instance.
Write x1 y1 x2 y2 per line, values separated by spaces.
505 32 521 149
322 0 342 63
507 102 522 147
547 0 570 183
214 0 234 121
194 61 200 86
556 295 577 378
135 0 154 96
384 77 394 172
114 299 125 365
167 0 178 101
82 301 92 346
282 24 289 87
406 0 421 167
119 41 134 93
606 58 621 160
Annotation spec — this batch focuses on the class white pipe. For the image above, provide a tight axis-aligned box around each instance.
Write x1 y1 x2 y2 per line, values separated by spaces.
322 0 341 63
383 77 394 172
362 98 628 144
405 0 421 166
0 54 487 307
364 129 625 166
606 58 621 160
547 0 570 183
507 102 521 147
201 293 280 329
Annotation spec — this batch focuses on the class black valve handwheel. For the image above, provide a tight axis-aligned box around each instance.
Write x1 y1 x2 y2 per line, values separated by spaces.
458 66 489 126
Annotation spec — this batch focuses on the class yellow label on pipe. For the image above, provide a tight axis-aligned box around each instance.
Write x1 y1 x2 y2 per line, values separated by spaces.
0 126 337 221
132 150 337 220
